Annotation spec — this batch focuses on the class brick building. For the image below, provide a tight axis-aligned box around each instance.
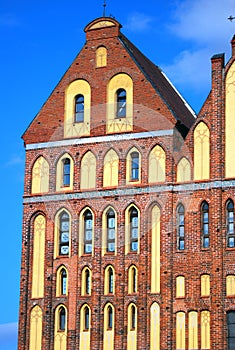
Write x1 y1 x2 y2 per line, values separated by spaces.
18 16 235 350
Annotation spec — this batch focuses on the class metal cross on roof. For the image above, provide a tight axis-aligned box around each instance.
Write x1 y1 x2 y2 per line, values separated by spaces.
103 0 107 17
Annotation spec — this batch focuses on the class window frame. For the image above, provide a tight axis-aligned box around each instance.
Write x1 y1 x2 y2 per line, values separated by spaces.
59 211 70 256
116 88 126 118
227 200 235 248
74 94 84 123
62 158 71 187
106 209 116 253
130 151 139 181
177 204 185 250
130 207 139 252
201 202 209 248
84 209 93 255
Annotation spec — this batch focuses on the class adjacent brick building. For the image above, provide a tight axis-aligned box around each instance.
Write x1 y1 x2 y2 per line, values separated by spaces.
18 16 235 350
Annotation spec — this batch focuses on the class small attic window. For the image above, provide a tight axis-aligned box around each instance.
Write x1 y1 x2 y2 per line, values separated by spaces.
75 94 84 122
96 46 107 67
116 89 126 118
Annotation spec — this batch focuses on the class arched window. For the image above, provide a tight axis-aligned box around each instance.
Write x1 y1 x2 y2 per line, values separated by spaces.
56 154 74 191
59 211 70 256
80 304 91 349
194 122 210 180
176 276 185 298
84 209 93 254
188 311 198 349
116 88 126 118
201 202 209 248
103 149 119 187
127 303 137 350
151 205 161 294
148 145 166 183
96 46 107 67
104 265 115 295
107 209 115 253
177 157 191 182
176 312 185 349
58 306 66 331
80 151 96 190
81 267 91 295
177 204 185 250
31 156 49 194
56 266 68 296
103 304 115 350
84 306 90 330
32 215 45 299
29 305 43 350
201 274 210 297
227 311 235 350
130 151 139 181
227 200 235 248
62 158 70 187
130 207 139 252
150 303 160 350
226 275 235 296
201 310 210 349
128 265 137 294
75 94 84 123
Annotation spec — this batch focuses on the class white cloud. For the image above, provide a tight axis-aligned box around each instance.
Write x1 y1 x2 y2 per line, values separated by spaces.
162 48 211 91
0 322 18 343
125 12 153 32
164 0 235 93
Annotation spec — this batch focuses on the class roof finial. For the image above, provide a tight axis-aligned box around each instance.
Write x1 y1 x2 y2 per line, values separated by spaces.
103 0 107 17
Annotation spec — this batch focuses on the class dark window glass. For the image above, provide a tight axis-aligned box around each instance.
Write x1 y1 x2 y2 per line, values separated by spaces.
63 158 70 186
227 311 235 350
85 269 91 295
61 269 67 295
116 89 126 118
75 94 84 122
132 267 137 293
227 200 235 248
131 152 139 181
202 202 209 248
107 209 115 253
130 208 138 252
84 210 93 254
84 306 90 330
177 204 185 250
131 305 136 329
59 307 66 331
108 267 114 294
107 306 113 329
59 212 69 256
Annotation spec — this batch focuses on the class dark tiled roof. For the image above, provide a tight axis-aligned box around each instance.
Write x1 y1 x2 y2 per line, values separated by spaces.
119 34 196 132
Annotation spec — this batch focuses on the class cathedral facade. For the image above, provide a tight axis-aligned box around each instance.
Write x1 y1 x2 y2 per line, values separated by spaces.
18 16 235 350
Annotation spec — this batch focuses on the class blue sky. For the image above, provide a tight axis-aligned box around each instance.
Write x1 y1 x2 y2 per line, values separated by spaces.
1 0 235 348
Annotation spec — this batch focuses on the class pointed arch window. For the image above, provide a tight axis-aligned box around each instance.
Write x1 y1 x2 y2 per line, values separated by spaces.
84 210 93 254
104 265 115 295
131 305 137 330
75 94 84 123
107 209 115 253
63 158 71 187
227 311 235 350
116 89 126 118
59 212 70 256
58 306 66 331
130 152 139 181
177 204 185 250
201 202 209 248
81 267 91 295
128 265 137 294
107 305 113 329
227 200 235 248
56 267 67 296
130 207 138 252
84 306 90 331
